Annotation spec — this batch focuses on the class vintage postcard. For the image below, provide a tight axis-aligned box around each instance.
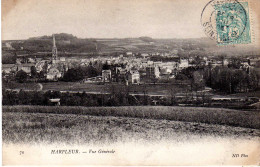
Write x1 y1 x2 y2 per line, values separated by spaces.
1 0 260 166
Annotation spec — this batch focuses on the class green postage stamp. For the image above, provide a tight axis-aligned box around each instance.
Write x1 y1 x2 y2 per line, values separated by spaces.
214 1 251 45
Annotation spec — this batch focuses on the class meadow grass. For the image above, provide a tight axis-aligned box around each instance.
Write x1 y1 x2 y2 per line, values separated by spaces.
3 105 260 129
5 81 186 94
3 111 259 144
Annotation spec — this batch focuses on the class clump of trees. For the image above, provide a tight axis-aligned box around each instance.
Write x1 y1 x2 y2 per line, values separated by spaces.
62 65 100 82
2 51 17 64
176 63 259 94
204 66 259 93
2 85 136 106
15 70 28 83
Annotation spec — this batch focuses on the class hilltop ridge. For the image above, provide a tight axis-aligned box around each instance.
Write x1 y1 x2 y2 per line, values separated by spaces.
2 33 260 58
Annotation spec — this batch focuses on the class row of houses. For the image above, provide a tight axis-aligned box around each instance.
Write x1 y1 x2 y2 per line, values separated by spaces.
86 68 141 84
96 64 167 84
2 63 35 75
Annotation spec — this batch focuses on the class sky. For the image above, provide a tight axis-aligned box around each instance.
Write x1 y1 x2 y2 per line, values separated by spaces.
0 0 239 40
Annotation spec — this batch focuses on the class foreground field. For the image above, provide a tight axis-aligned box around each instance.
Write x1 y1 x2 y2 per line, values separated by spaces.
3 105 260 129
2 111 260 145
3 106 260 165
2 105 260 144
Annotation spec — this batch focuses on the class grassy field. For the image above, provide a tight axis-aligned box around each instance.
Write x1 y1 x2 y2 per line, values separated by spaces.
3 111 260 145
2 105 260 145
3 105 260 129
4 81 187 95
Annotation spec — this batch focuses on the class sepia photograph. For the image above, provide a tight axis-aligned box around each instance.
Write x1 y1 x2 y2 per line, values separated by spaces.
1 0 260 165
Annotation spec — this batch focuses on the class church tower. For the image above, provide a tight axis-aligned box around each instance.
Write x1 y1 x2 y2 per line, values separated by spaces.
52 34 58 64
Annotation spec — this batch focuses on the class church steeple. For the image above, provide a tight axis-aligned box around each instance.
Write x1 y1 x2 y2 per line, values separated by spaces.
52 34 58 64
53 34 56 47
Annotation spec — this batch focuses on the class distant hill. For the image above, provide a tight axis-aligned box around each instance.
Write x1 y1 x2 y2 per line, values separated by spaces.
29 33 77 40
139 36 154 42
15 33 97 53
3 33 214 54
2 33 260 60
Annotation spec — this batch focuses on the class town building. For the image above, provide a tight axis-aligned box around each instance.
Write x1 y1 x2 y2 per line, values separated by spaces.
115 67 127 82
128 70 140 84
155 66 160 78
146 66 155 79
46 67 62 81
2 64 16 74
49 98 61 106
146 65 160 79
16 63 35 74
126 52 133 56
179 59 189 69
102 70 112 82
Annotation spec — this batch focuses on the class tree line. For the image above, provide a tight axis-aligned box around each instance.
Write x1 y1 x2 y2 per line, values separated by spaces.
176 65 259 94
204 66 259 93
2 86 143 106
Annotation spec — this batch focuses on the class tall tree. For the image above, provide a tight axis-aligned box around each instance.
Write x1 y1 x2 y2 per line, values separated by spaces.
31 66 38 78
15 70 28 83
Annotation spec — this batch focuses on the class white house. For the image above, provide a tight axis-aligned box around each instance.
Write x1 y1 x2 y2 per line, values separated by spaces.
126 52 133 56
102 70 111 82
179 59 189 68
129 70 140 84
46 67 62 81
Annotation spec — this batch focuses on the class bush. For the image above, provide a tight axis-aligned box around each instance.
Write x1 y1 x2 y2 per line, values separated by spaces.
15 70 28 83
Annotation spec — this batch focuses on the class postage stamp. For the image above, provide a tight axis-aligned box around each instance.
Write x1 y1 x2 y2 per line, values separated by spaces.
201 0 251 45
214 1 251 45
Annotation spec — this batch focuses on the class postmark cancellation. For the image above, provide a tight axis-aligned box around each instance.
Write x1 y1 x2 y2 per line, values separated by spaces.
201 0 253 45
